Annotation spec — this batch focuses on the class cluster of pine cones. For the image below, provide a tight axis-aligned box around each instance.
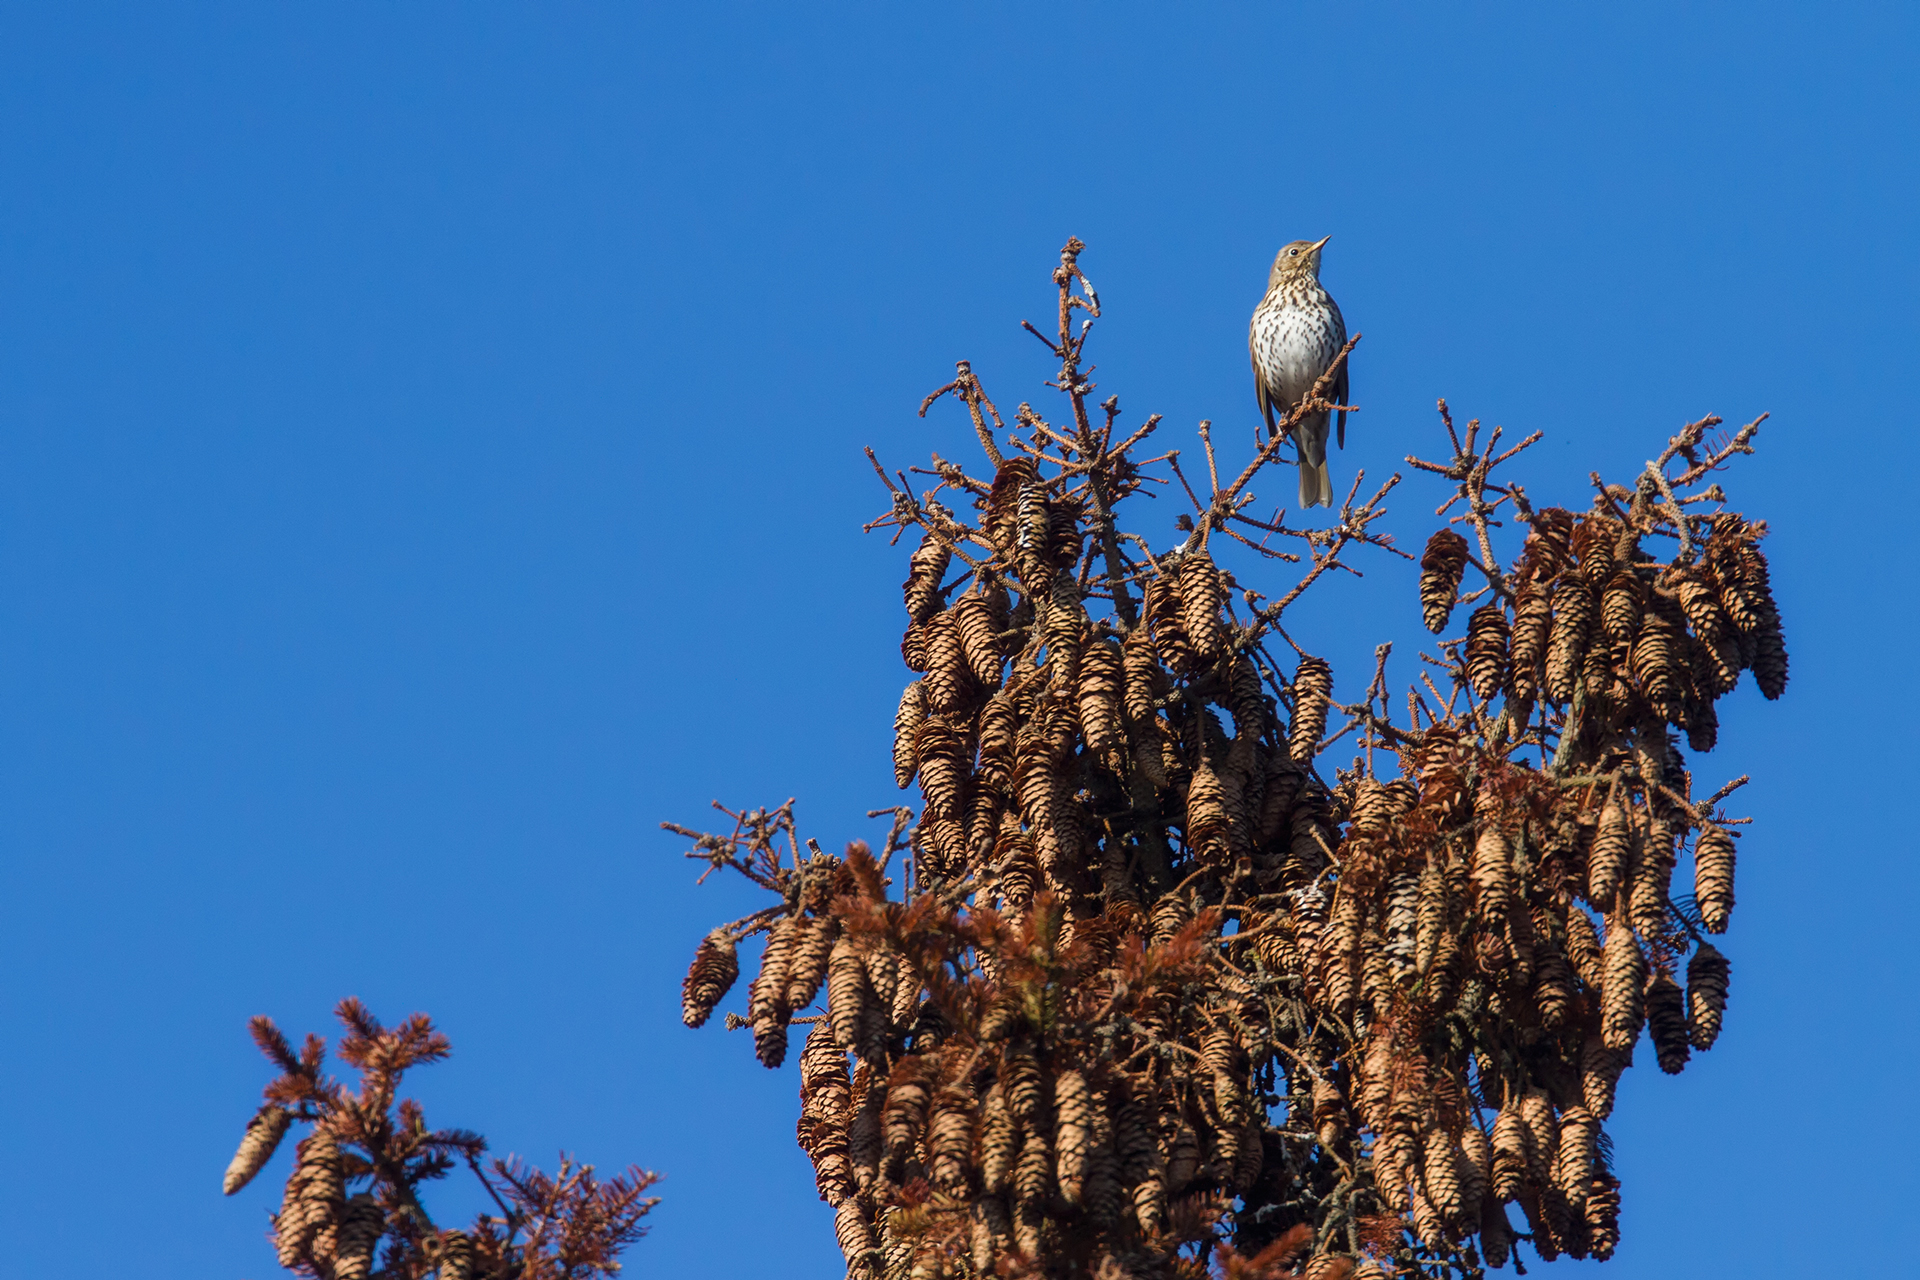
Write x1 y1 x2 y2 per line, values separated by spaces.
682 437 1784 1278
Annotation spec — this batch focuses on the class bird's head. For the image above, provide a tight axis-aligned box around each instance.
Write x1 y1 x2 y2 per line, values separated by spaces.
1269 235 1331 287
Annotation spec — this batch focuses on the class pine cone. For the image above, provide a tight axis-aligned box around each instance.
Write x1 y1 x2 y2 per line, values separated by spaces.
1645 971 1691 1074
1177 549 1227 665
955 592 1006 690
1686 942 1731 1050
1465 603 1510 700
1586 799 1631 909
1580 1035 1624 1119
1508 583 1552 709
1076 635 1125 759
682 929 740 1029
1600 917 1647 1052
223 1104 291 1196
903 533 950 623
1544 578 1594 703
1052 1070 1094 1204
1289 656 1332 764
1694 824 1736 933
1418 529 1471 633
892 681 928 789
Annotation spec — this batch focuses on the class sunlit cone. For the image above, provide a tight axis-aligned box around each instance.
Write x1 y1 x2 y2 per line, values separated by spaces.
891 681 928 789
827 937 875 1053
1414 862 1448 975
1553 1107 1598 1217
1519 1090 1558 1186
927 1086 975 1194
1631 609 1685 719
275 1130 342 1269
1003 1046 1046 1125
1544 578 1594 703
1177 548 1227 666
1643 970 1690 1074
786 916 838 1011
835 1200 876 1269
1076 634 1124 760
1571 515 1618 584
1581 1035 1625 1119
914 715 969 820
1016 479 1053 595
1053 1070 1094 1204
1459 1125 1489 1219
1489 1103 1529 1202
1694 824 1736 933
223 1104 291 1196
682 929 740 1029
1627 829 1674 940
1585 1174 1621 1260
1421 1127 1466 1226
1585 798 1629 908
1289 657 1332 764
332 1193 383 1280
1599 567 1644 644
435 1230 473 1280
923 609 974 715
903 533 950 623
1415 529 1469 634
1014 1127 1053 1210
955 593 1006 692
979 1082 1018 1194
1471 825 1514 919
1686 942 1730 1049
1143 572 1191 671
1565 906 1604 988
1464 603 1510 701
1601 916 1647 1051
1508 583 1551 708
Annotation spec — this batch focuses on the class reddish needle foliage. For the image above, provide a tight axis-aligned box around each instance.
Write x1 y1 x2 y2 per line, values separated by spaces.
223 999 659 1280
670 240 1783 1278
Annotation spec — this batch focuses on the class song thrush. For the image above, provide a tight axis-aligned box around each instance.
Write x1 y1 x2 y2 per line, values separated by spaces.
1249 236 1348 508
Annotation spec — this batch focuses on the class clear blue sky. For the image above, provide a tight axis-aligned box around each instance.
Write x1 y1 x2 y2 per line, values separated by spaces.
1 5 1913 1276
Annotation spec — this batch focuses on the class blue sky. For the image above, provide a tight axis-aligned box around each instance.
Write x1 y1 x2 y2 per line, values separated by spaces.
0 4 1914 1276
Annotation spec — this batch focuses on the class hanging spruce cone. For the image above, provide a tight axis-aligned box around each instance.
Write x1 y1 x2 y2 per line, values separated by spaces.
1564 907 1604 988
1601 918 1647 1051
1752 603 1789 699
1692 823 1736 933
436 1231 474 1280
1645 971 1691 1074
1290 656 1332 764
1600 567 1645 643
1586 1175 1622 1260
903 533 950 623
955 592 1006 689
1586 799 1631 909
682 929 740 1029
1509 583 1552 710
892 681 927 789
1076 635 1125 759
1581 1037 1625 1119
1465 603 1511 701
223 1104 291 1195
1177 548 1227 665
1544 578 1595 703
1419 529 1471 633
333 1194 384 1280
1687 942 1731 1050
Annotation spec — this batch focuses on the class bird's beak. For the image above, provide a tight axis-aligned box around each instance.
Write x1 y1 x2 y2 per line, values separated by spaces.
1311 235 1332 252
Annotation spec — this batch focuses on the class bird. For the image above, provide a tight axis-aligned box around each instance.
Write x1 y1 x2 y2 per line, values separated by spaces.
1249 236 1349 509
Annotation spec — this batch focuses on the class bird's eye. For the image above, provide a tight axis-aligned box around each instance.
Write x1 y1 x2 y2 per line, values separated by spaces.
1288 249 1299 256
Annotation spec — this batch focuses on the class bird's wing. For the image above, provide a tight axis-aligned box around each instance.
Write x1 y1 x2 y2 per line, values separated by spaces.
1250 331 1277 436
1329 296 1350 449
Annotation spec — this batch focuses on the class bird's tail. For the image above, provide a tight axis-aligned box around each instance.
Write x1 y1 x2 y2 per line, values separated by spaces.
1298 457 1334 509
